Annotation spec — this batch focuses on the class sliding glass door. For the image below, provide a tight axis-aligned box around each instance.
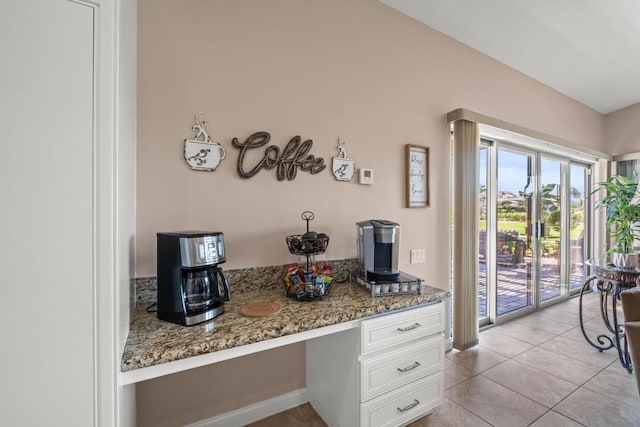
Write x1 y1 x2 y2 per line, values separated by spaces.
539 156 563 303
569 163 590 291
479 140 592 325
495 148 534 316
479 146 488 318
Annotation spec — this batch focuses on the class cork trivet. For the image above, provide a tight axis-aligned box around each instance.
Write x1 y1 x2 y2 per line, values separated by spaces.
239 301 281 318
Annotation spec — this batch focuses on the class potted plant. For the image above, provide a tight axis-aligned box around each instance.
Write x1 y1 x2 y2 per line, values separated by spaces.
594 174 640 268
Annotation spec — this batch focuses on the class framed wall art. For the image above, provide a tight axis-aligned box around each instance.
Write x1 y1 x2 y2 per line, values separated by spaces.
405 144 429 208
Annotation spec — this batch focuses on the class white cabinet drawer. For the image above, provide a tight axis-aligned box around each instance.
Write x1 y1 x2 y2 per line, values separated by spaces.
361 303 443 355
360 335 444 402
360 372 443 427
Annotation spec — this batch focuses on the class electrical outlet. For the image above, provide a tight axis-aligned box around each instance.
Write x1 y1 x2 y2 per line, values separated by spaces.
410 248 425 264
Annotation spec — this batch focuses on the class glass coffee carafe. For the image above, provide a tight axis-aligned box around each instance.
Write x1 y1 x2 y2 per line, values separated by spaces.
182 270 214 313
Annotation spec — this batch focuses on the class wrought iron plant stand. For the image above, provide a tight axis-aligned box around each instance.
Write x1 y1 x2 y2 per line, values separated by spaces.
579 259 640 373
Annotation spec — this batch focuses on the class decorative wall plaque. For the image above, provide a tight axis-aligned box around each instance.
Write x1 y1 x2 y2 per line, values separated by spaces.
331 137 355 182
405 144 429 207
232 132 326 181
184 112 226 171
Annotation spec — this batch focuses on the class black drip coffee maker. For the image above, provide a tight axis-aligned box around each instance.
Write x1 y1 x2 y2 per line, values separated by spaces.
157 231 230 326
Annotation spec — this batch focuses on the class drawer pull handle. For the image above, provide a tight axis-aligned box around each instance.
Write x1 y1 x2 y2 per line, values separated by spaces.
397 399 420 413
397 323 421 332
397 361 421 373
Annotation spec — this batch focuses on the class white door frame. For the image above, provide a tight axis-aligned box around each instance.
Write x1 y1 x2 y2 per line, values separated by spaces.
71 0 119 425
479 137 597 327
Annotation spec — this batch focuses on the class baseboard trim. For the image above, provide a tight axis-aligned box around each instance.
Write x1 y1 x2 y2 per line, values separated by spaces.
187 388 308 427
445 336 453 352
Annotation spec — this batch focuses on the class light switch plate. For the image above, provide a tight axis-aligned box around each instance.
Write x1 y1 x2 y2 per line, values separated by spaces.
410 248 425 264
359 168 374 185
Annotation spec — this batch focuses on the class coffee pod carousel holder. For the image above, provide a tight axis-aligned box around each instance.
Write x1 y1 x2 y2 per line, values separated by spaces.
356 273 424 297
284 211 332 301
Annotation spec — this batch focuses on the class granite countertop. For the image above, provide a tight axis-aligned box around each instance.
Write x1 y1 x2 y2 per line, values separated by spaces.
121 267 450 372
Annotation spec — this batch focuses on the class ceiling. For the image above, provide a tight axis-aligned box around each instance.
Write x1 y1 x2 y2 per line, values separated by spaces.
379 0 640 114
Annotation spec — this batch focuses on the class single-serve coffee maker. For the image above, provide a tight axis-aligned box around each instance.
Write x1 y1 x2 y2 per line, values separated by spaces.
157 231 230 326
357 220 400 281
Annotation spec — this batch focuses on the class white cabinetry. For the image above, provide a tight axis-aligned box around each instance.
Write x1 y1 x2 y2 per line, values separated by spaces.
360 337 443 402
307 302 444 427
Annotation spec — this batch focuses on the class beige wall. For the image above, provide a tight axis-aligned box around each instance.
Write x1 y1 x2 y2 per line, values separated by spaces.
605 102 640 156
136 0 606 423
136 345 305 426
136 0 605 280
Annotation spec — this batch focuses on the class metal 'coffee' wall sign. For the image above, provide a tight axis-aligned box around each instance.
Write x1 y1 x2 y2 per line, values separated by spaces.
232 131 326 181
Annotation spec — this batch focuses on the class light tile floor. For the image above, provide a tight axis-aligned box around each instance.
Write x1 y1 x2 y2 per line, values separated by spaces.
247 292 640 427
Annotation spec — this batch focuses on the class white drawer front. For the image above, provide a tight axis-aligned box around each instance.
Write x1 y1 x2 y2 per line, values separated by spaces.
361 303 443 355
360 336 444 402
360 372 443 427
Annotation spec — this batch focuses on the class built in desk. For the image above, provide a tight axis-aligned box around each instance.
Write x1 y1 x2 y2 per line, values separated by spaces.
120 268 450 426
120 271 449 384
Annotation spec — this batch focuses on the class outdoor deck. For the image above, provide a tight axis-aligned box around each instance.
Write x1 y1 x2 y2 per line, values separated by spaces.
478 258 585 318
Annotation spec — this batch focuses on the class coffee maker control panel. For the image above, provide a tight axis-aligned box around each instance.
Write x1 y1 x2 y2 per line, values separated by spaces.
179 234 225 267
199 241 218 260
